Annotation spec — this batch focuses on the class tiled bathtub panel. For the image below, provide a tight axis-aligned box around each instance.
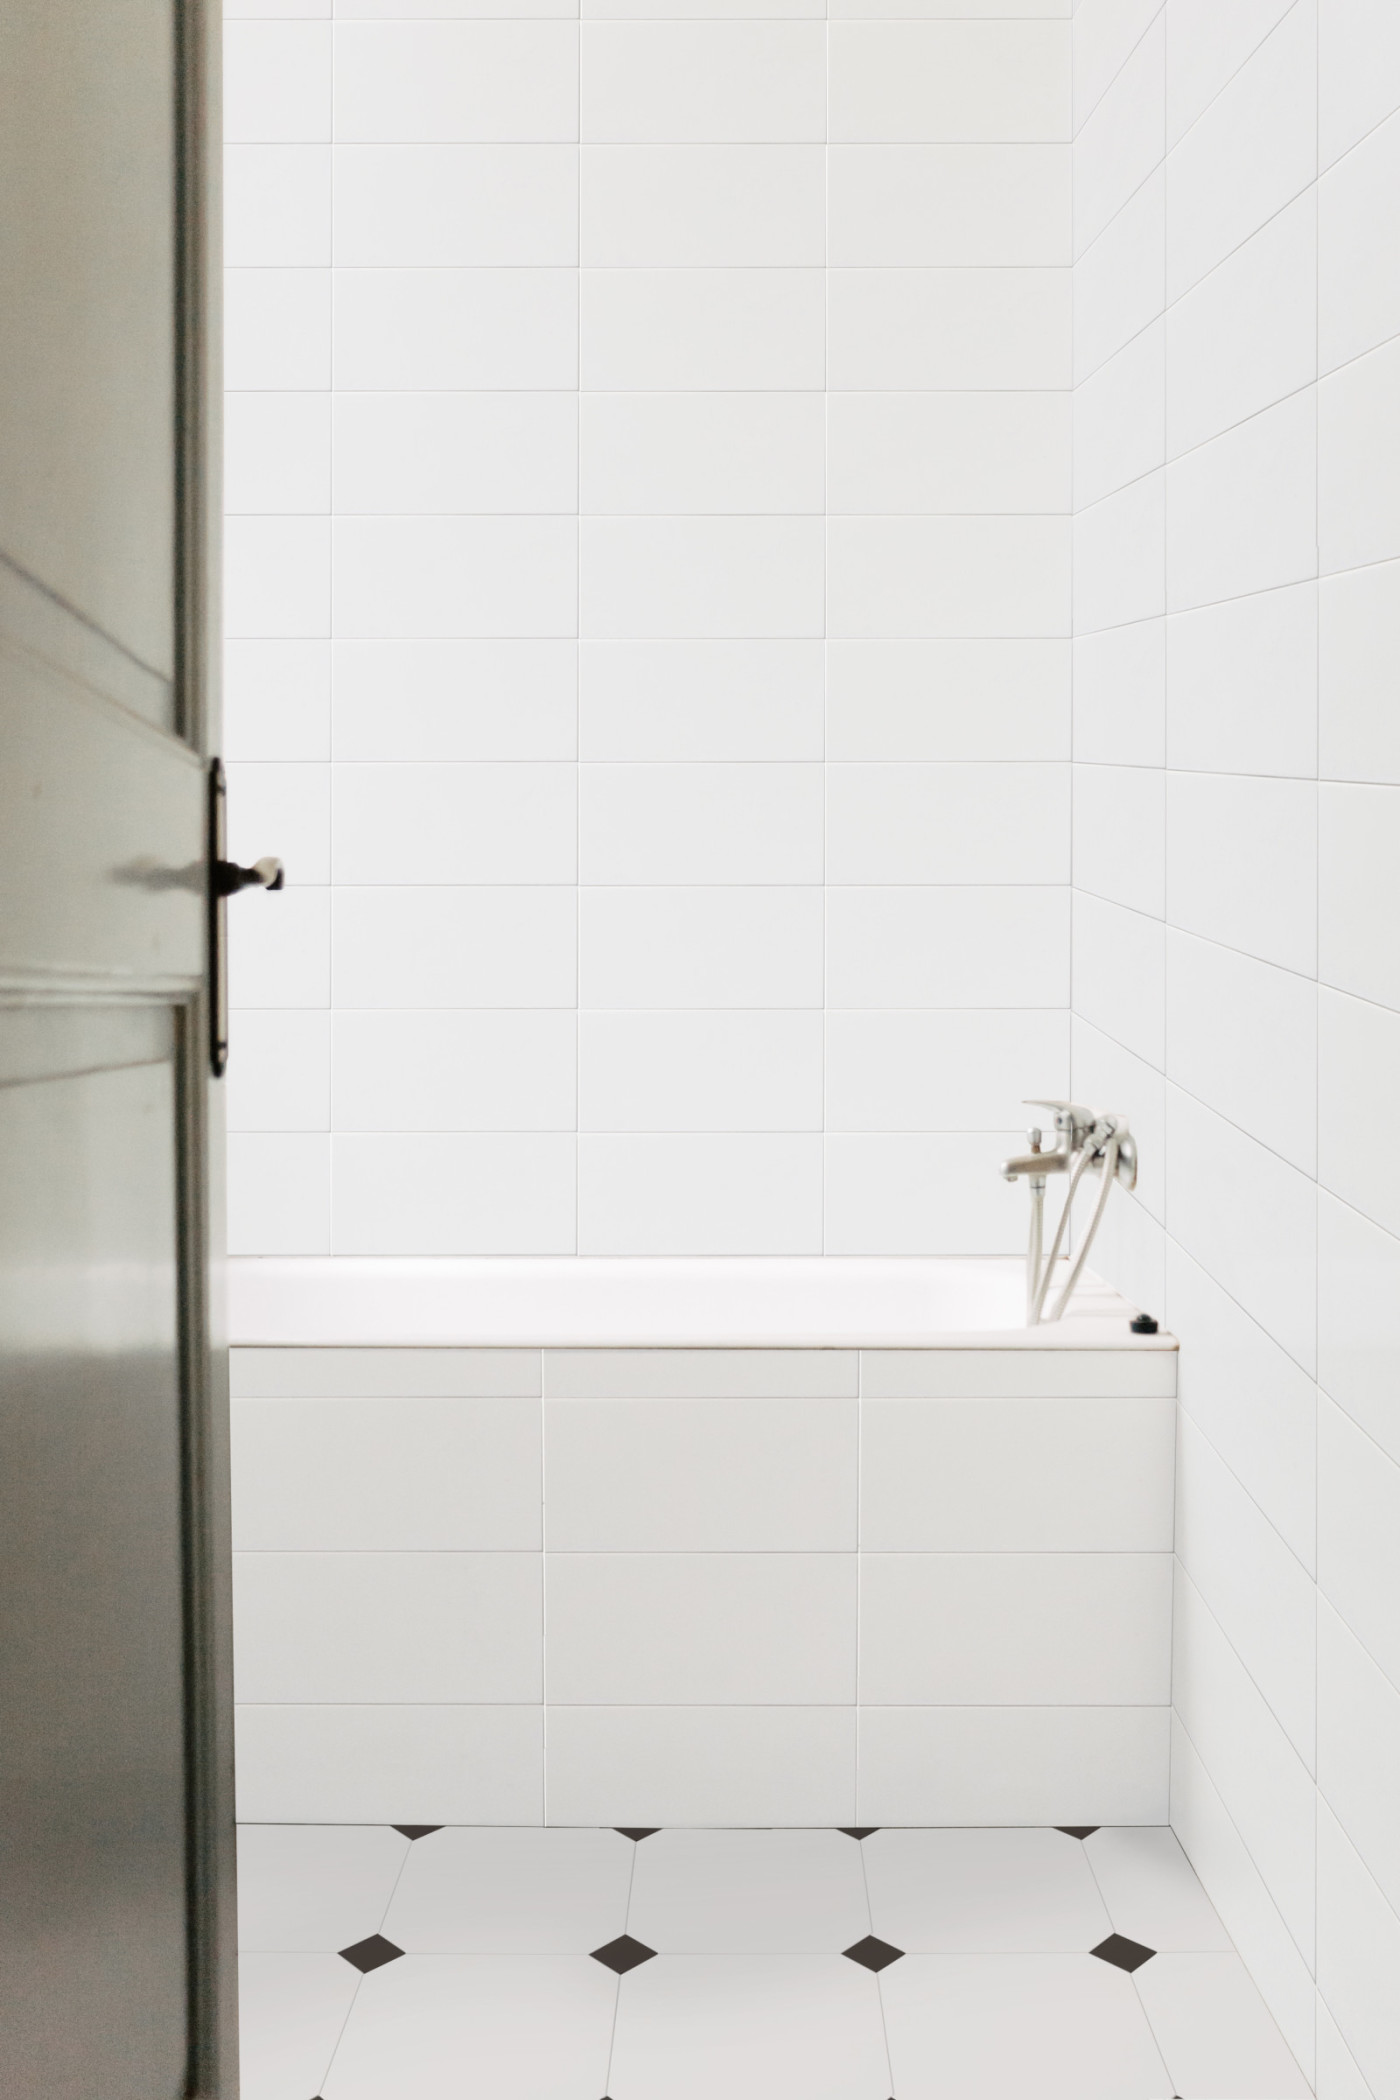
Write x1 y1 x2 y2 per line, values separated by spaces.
542 1346 859 1397
860 1347 1177 1398
230 1344 542 1398
857 1706 1172 1827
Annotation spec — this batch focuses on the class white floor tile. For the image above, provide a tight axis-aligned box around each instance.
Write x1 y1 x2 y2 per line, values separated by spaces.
323 1955 616 2100
238 1824 409 1950
1084 1826 1233 1953
863 1828 1111 1952
239 1951 359 2100
626 1829 869 1952
882 1953 1173 2100
1134 1950 1313 2099
608 1954 889 2100
381 1826 633 1953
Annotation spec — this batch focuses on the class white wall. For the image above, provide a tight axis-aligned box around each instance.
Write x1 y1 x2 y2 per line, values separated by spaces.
1071 3 1400 2091
221 0 1072 1262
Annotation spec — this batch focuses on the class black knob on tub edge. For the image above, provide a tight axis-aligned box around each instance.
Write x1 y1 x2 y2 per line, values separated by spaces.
1130 1312 1159 1334
214 856 284 896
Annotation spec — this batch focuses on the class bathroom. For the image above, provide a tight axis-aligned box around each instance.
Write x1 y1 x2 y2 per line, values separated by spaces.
221 0 1396 2093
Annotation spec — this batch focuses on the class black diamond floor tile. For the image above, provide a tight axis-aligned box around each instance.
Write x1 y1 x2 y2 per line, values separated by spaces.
842 1934 904 1973
838 1826 879 1840
1057 1825 1100 1840
614 1827 659 1842
1091 1933 1156 1974
339 1934 405 1974
590 1934 657 1975
392 1824 441 1841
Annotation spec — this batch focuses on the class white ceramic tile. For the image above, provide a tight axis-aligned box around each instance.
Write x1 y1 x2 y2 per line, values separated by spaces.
234 1705 543 1825
332 640 576 762
332 392 576 515
824 1133 1030 1255
580 641 822 761
331 1133 576 1254
579 1012 822 1132
225 640 331 761
1073 321 1164 509
1136 1950 1313 2098
331 1011 576 1134
332 763 575 885
1172 1567 1317 1961
323 1956 615 2100
860 1395 1174 1550
231 1347 539 1401
226 270 330 392
828 145 1070 267
233 1551 542 1702
1318 110 1400 373
831 22 1070 143
1319 987 1400 1236
582 23 824 143
829 392 1070 514
832 0 1069 13
1074 16 1164 257
237 1825 409 1951
1073 763 1165 916
1318 1597 1400 1921
544 1552 855 1702
238 1951 357 2100
581 886 822 1009
1165 1 1317 301
829 517 1071 640
1317 1189 1400 1468
332 518 576 640
1071 890 1165 1067
1316 1804 1400 2100
1166 770 1317 975
332 887 575 1009
1167 581 1318 778
334 270 577 392
231 1396 542 1550
545 1706 855 1826
828 763 1067 885
1166 1240 1317 1572
582 146 824 266
335 23 577 144
865 1828 1110 1951
1166 191 1316 460
882 1952 1172 2100
828 640 1070 761
543 1350 858 1401
1319 0 1400 167
581 269 824 390
1072 620 1166 767
828 886 1070 1010
1316 1997 1375 2100
1165 0 1297 146
382 1829 633 1952
581 518 822 640
339 0 574 13
227 0 327 13
1320 781 1400 1010
1073 473 1165 633
544 1397 855 1550
225 516 330 638
1320 335 1400 576
1166 389 1318 613
626 1830 869 1952
860 1348 1176 1400
1083 1825 1232 1950
1073 0 1161 130
859 1706 1170 1824
1165 1085 1317 1372
1167 929 1316 1172
829 268 1070 390
1320 560 1400 783
1075 168 1165 385
580 392 823 515
226 759 330 885
1318 1392 1400 1693
226 1010 330 1134
825 1009 1069 1133
333 146 577 268
229 887 330 1009
225 146 331 268
608 1955 888 2100
224 23 329 145
228 1134 332 1255
580 764 821 884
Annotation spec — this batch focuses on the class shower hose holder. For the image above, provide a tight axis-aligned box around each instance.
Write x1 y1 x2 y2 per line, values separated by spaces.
1000 1100 1137 1326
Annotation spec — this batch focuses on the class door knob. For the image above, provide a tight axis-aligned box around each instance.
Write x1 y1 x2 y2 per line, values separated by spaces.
214 855 284 896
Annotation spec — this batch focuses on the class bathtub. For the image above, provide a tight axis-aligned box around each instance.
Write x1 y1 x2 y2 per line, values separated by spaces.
228 1256 1177 1832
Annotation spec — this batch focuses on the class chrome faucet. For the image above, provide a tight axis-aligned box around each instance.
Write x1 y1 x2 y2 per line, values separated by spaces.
1001 1100 1137 1325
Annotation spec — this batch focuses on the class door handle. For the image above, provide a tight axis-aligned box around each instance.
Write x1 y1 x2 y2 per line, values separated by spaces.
207 759 282 1077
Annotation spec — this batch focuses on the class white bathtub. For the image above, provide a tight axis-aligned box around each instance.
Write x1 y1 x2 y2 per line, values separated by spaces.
228 1253 1157 1349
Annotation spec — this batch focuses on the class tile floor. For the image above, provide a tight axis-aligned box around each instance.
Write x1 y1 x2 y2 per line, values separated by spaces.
237 1823 1313 2099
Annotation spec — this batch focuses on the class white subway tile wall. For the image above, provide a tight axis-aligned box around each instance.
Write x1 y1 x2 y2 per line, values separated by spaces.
1072 2 1400 2090
224 4 1073 1261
